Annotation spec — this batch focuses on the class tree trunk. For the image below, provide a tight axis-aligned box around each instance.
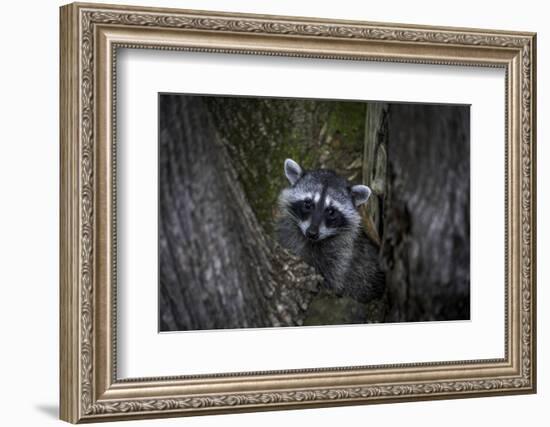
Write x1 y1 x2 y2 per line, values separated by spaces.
159 95 319 331
361 103 388 244
382 104 470 322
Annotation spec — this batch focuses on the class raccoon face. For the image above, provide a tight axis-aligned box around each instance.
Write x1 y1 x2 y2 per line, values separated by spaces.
280 159 371 242
289 196 347 241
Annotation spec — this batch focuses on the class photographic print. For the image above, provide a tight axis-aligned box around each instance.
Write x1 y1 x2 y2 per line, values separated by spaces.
159 94 470 331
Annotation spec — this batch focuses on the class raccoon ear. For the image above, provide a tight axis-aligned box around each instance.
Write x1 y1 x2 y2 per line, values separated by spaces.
351 185 372 207
284 158 303 185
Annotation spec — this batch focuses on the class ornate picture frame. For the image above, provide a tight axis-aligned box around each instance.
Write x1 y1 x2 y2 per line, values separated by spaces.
60 2 536 423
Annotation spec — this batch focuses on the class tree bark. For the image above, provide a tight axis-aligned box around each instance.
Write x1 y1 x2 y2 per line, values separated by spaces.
382 104 470 322
361 103 389 245
159 95 319 331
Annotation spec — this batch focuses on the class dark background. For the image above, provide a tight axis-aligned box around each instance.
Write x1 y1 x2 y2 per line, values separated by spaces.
158 94 470 331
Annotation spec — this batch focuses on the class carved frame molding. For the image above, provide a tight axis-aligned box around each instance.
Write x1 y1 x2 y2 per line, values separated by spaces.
60 2 536 423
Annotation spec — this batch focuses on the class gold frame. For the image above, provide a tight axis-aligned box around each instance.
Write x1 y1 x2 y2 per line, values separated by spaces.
60 2 537 423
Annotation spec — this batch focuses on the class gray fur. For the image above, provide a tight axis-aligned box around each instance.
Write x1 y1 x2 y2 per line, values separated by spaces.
351 185 372 207
276 159 385 303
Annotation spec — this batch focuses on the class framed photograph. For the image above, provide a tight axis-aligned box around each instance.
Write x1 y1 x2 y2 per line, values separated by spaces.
59 2 537 423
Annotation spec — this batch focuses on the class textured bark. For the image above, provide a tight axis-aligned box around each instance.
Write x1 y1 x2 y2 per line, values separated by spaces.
362 103 388 234
382 104 470 322
159 95 319 331
360 103 389 245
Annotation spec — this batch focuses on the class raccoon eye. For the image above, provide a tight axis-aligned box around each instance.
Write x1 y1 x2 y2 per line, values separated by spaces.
302 199 313 212
326 207 338 220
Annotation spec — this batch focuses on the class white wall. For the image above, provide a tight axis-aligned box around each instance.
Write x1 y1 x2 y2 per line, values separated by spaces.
0 0 545 426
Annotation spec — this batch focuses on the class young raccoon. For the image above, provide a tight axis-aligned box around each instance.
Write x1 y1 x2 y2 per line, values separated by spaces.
276 158 385 303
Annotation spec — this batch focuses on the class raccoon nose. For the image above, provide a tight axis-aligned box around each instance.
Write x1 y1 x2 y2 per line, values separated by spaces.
305 227 319 241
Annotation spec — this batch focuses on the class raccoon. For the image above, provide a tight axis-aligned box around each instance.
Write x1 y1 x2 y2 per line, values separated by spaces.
276 158 385 303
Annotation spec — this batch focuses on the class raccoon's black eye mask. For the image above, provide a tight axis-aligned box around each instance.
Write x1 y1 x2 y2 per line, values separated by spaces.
326 207 338 220
324 207 346 228
289 200 313 220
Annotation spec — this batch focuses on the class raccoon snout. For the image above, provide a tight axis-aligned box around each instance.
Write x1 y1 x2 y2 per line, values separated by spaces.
305 226 320 241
